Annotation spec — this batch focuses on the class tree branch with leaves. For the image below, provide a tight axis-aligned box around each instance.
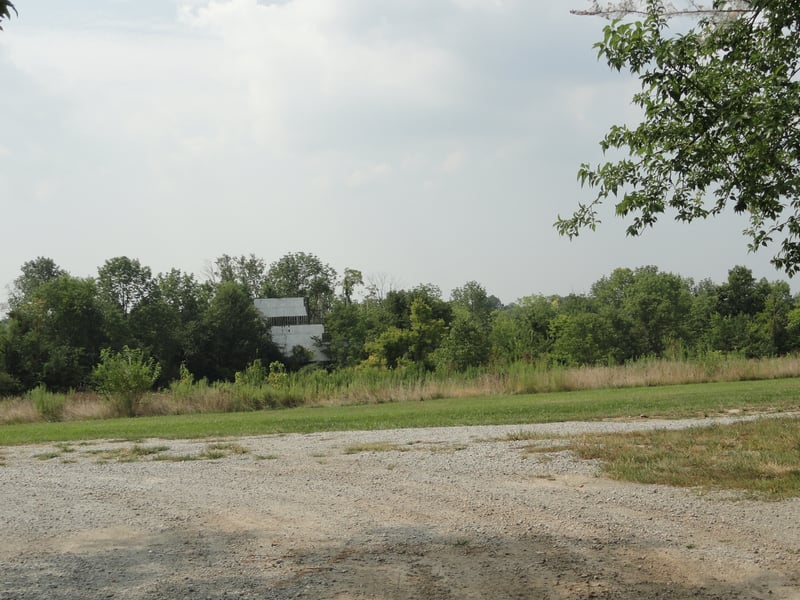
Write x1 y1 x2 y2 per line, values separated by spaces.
571 0 753 18
558 1 800 275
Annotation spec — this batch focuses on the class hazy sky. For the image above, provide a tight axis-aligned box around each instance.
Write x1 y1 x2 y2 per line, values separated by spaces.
0 0 791 308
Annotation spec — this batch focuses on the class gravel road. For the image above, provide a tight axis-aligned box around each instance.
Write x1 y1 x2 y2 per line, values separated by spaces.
1 415 799 599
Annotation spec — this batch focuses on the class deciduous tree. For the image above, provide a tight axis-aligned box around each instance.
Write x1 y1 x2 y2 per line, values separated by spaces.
549 312 615 365
4 275 107 390
147 269 210 380
490 295 558 363
591 266 693 358
450 281 501 329
559 1 800 274
435 308 491 372
341 268 364 304
194 281 275 381
7 257 66 310
264 253 337 322
323 298 384 367
97 257 154 317
209 254 267 299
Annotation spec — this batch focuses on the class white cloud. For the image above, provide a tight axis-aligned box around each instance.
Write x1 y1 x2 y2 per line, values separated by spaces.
346 162 393 188
0 0 789 308
441 149 466 173
174 0 467 154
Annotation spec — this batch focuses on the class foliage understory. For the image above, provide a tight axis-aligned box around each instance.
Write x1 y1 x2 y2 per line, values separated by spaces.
2 354 800 425
1 364 800 448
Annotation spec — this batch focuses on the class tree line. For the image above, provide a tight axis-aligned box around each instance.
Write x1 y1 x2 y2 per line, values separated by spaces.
1 252 799 396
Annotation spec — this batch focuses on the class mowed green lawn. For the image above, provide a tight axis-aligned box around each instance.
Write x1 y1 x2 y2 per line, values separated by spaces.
2 377 798 446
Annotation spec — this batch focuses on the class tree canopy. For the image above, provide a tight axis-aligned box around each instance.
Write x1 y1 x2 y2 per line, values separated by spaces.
8 257 66 310
558 1 800 275
264 252 337 322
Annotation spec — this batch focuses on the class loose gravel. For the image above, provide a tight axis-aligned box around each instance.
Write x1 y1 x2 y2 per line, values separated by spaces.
1 414 799 599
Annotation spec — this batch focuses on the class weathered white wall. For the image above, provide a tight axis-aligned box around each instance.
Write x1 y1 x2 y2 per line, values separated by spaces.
270 324 326 361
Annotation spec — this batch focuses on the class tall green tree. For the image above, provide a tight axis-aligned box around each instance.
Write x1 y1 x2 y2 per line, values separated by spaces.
784 298 800 353
264 252 337 322
340 268 364 304
97 257 156 350
7 257 66 310
193 281 275 381
363 298 447 370
490 295 558 363
97 257 154 317
435 308 492 372
384 284 452 330
148 269 211 380
0 318 22 396
687 278 719 351
591 266 692 359
4 275 107 390
716 265 769 317
119 270 211 384
750 280 792 355
549 311 615 365
364 326 413 369
559 1 800 274
450 281 501 329
323 298 384 367
407 299 447 369
209 254 267 299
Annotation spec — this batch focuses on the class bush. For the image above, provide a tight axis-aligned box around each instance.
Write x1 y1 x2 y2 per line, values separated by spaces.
234 359 268 387
267 361 288 388
169 363 196 401
92 346 161 417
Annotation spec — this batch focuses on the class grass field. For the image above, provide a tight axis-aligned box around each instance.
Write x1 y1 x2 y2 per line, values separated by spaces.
1 377 798 446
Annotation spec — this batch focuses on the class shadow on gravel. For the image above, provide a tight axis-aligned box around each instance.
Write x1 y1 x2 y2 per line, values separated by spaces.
268 526 776 600
1 526 268 600
1 524 787 600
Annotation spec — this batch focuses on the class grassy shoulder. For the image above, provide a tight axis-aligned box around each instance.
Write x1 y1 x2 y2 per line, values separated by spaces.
2 377 799 446
573 416 800 500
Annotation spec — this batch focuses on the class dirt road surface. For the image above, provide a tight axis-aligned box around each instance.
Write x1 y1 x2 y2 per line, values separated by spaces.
1 417 799 599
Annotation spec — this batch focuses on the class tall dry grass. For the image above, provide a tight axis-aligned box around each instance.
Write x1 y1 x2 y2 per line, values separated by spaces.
2 354 800 425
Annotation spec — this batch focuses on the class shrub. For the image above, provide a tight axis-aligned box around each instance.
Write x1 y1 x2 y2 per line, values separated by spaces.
267 361 288 388
234 359 268 387
92 346 161 417
169 363 196 401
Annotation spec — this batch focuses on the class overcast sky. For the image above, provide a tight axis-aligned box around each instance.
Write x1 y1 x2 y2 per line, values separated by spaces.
0 0 791 308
